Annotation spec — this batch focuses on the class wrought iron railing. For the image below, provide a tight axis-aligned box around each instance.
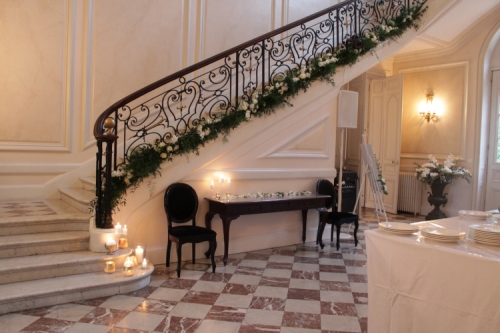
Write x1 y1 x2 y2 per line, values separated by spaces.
93 0 426 228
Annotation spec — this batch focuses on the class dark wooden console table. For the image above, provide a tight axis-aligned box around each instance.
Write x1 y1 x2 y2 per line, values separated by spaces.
204 194 329 265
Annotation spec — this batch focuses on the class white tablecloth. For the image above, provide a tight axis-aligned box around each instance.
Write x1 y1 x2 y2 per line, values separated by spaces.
365 217 500 333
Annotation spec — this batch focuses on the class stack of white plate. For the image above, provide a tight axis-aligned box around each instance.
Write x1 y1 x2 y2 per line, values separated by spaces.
420 226 466 243
469 224 500 246
379 222 419 235
459 210 492 219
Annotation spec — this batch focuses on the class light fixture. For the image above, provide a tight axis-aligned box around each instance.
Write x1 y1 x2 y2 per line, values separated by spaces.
420 91 437 122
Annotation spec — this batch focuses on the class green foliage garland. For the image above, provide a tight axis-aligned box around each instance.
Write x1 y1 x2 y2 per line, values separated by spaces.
92 5 427 216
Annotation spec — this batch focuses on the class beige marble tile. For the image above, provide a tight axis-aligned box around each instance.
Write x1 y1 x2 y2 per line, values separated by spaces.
169 302 212 319
285 299 321 314
196 319 241 333
355 303 368 318
289 279 320 290
0 313 39 333
215 293 253 309
239 259 268 268
243 309 284 326
254 286 288 299
346 266 367 275
262 268 291 279
191 280 226 293
321 314 361 332
319 272 349 282
98 295 144 311
280 328 321 333
63 322 110 333
115 311 165 331
320 290 354 303
44 304 95 322
318 258 344 266
350 282 368 293
147 287 188 302
268 255 294 263
292 263 320 272
228 274 261 286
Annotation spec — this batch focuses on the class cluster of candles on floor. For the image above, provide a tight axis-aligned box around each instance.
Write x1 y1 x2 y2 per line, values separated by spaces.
103 222 148 275
211 176 230 200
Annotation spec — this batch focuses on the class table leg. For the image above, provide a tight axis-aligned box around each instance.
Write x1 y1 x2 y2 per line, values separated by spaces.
301 209 308 244
318 211 328 249
204 211 216 259
220 214 236 266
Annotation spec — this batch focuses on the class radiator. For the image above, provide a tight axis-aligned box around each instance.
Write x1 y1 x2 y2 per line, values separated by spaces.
398 173 422 215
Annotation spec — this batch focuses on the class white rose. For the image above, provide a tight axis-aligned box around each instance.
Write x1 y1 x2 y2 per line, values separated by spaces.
245 110 251 119
293 77 299 82
171 135 178 143
160 153 167 159
299 73 306 79
167 146 173 152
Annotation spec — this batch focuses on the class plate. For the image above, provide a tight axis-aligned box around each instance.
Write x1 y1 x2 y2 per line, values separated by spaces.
459 210 492 219
379 222 419 232
420 227 465 238
469 223 500 233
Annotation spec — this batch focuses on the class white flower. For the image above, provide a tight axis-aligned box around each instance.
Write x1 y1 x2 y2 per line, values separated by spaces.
245 110 251 119
111 170 122 177
174 145 179 150
204 128 210 136
293 77 299 82
158 142 166 148
443 167 452 173
430 172 438 178
239 101 249 111
275 83 281 89
252 98 258 104
319 62 325 67
171 135 178 143
167 146 173 152
299 73 306 79
160 153 167 159
124 178 130 185
305 73 310 78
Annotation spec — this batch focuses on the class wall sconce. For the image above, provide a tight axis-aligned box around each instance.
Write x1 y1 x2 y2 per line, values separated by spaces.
419 92 438 122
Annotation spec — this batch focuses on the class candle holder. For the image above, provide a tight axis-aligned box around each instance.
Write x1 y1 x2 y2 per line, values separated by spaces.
215 192 221 200
141 258 148 269
104 242 117 255
118 237 128 249
129 255 139 266
135 243 146 264
104 261 116 273
122 257 135 276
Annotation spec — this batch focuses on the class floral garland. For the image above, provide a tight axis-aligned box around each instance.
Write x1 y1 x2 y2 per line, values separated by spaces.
92 5 426 215
374 156 388 195
223 190 312 200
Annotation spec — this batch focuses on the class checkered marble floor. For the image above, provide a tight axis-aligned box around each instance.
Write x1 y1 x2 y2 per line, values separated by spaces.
0 221 379 333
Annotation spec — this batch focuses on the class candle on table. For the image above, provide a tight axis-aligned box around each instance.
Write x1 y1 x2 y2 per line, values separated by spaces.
135 245 144 263
114 222 122 236
210 180 214 190
122 225 128 236
142 258 148 269
105 239 116 247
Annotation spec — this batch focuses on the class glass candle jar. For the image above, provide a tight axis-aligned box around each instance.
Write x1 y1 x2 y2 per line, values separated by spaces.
104 261 115 273
118 237 128 249
122 257 135 276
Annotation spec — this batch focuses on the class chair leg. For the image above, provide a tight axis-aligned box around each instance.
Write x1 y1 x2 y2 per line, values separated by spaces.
192 243 195 264
166 239 172 267
353 220 359 247
330 223 334 242
210 239 217 273
176 242 182 278
336 223 341 251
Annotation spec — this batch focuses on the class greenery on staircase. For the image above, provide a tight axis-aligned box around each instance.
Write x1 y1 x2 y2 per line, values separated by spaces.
92 5 427 214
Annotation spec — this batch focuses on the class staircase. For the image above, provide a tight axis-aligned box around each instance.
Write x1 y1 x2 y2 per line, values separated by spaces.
0 179 153 315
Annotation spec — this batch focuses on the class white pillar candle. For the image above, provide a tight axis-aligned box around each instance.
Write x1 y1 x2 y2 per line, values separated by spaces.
135 245 144 263
141 258 148 269
114 222 122 236
227 178 231 187
105 239 116 246
122 225 128 236
210 180 214 189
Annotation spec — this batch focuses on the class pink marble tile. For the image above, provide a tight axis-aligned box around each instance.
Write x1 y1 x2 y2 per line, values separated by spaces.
222 283 258 295
340 248 365 254
19 317 74 333
352 292 368 304
287 289 321 301
108 328 150 333
320 281 351 292
320 302 358 316
297 246 320 252
160 278 198 289
291 270 320 280
245 253 271 261
265 262 293 270
205 305 246 322
343 260 367 267
282 312 321 329
319 265 347 273
347 274 368 283
153 316 203 333
249 297 286 311
271 249 296 256
294 256 319 264
234 266 265 276
180 291 220 305
359 317 368 333
125 286 158 298
134 299 177 315
199 272 232 282
319 252 343 259
79 308 130 326
238 324 281 332
18 305 59 317
258 277 290 287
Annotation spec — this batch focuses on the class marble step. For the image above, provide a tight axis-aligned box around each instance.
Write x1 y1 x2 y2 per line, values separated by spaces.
59 188 95 213
0 248 133 285
80 176 96 192
0 231 89 259
0 213 90 236
0 264 153 315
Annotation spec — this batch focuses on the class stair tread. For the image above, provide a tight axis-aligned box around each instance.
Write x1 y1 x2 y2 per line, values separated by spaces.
59 188 95 203
0 212 89 225
80 177 96 185
0 231 89 248
0 248 132 272
0 265 153 303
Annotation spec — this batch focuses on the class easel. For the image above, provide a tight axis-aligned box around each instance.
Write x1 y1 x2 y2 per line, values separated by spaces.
353 135 388 223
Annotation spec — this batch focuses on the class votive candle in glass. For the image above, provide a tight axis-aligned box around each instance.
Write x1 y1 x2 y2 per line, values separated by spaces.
104 261 115 273
135 245 145 263
122 257 135 276
141 258 148 269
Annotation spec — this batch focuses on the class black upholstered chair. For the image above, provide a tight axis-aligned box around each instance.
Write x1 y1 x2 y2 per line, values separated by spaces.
164 183 217 277
316 179 359 250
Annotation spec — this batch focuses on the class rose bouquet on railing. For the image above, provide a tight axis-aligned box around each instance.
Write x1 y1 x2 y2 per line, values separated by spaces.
415 154 472 185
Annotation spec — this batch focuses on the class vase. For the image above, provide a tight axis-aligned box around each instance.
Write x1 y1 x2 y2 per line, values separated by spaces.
425 181 451 220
